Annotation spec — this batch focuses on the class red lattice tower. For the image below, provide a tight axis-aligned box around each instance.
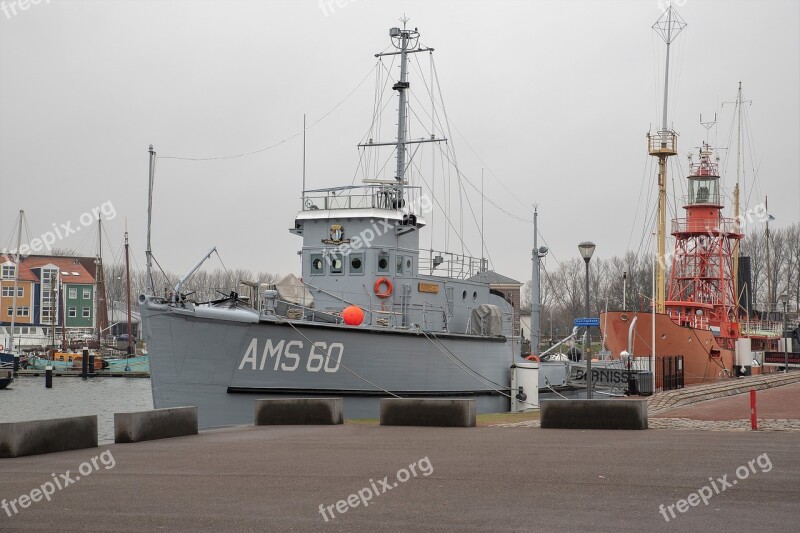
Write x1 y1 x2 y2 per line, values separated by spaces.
666 143 743 348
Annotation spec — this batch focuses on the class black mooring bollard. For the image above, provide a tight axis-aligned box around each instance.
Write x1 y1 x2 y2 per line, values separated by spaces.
88 354 95 376
45 366 53 388
13 355 19 377
82 347 89 379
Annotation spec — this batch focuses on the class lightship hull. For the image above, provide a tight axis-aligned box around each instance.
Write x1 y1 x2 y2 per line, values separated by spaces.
141 297 513 427
600 311 736 385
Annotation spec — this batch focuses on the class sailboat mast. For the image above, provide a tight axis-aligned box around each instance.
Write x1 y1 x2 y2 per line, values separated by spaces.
9 210 23 354
61 282 67 350
650 5 685 313
125 229 133 355
95 219 101 342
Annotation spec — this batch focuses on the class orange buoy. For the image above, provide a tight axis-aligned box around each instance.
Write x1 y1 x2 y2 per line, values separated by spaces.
342 305 365 325
374 277 393 298
525 355 540 362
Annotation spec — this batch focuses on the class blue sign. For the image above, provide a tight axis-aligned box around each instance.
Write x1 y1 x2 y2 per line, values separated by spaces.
574 317 600 327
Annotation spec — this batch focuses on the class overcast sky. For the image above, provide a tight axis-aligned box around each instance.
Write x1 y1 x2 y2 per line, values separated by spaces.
1 0 797 286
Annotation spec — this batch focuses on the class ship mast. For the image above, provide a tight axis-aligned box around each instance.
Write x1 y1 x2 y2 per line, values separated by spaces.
361 21 441 206
531 207 548 355
649 5 686 313
146 144 156 295
728 82 750 315
765 195 772 312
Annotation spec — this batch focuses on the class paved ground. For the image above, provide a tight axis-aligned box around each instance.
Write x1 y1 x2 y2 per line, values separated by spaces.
1 424 799 532
647 371 800 414
653 381 800 421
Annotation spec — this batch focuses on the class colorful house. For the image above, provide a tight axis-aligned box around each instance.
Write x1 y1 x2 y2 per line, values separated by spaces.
0 255 102 348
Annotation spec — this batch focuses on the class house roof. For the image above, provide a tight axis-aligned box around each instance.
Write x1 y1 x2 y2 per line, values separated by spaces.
10 255 96 284
466 270 523 286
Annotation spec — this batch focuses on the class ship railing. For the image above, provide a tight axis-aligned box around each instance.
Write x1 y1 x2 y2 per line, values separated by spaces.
301 185 425 213
419 250 488 280
668 311 709 330
671 217 741 235
740 320 783 338
647 130 678 156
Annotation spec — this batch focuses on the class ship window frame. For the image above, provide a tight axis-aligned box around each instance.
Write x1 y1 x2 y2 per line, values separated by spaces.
377 252 390 274
349 253 364 275
329 253 344 275
396 255 404 275
310 253 325 275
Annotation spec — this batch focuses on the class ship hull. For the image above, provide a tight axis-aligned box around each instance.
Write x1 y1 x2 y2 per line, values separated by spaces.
141 298 513 427
600 311 736 385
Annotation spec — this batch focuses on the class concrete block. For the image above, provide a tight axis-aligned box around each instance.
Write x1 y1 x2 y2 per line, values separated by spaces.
115 406 198 443
380 398 476 427
0 416 98 458
254 398 343 425
540 399 648 430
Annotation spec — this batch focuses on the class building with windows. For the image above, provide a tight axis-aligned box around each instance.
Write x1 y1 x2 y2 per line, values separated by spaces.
0 255 102 349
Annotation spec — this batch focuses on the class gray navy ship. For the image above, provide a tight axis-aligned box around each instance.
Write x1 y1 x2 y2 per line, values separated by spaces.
140 24 526 427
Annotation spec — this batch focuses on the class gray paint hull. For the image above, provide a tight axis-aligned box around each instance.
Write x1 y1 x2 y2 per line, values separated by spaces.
141 299 512 427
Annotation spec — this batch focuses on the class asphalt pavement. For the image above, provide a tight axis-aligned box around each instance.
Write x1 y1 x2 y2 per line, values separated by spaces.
1 423 798 532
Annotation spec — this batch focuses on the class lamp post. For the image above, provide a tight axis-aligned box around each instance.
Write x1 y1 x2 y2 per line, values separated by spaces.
779 293 789 373
579 241 596 399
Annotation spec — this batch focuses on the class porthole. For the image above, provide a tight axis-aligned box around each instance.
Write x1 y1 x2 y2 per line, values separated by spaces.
330 256 343 274
377 253 389 273
350 254 363 274
472 291 477 302
462 290 467 301
311 254 324 275
661 334 666 339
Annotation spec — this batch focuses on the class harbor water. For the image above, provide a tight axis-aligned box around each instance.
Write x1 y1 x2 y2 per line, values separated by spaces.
0 376 153 444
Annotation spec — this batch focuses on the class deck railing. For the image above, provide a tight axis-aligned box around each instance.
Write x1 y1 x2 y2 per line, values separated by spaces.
301 185 425 213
